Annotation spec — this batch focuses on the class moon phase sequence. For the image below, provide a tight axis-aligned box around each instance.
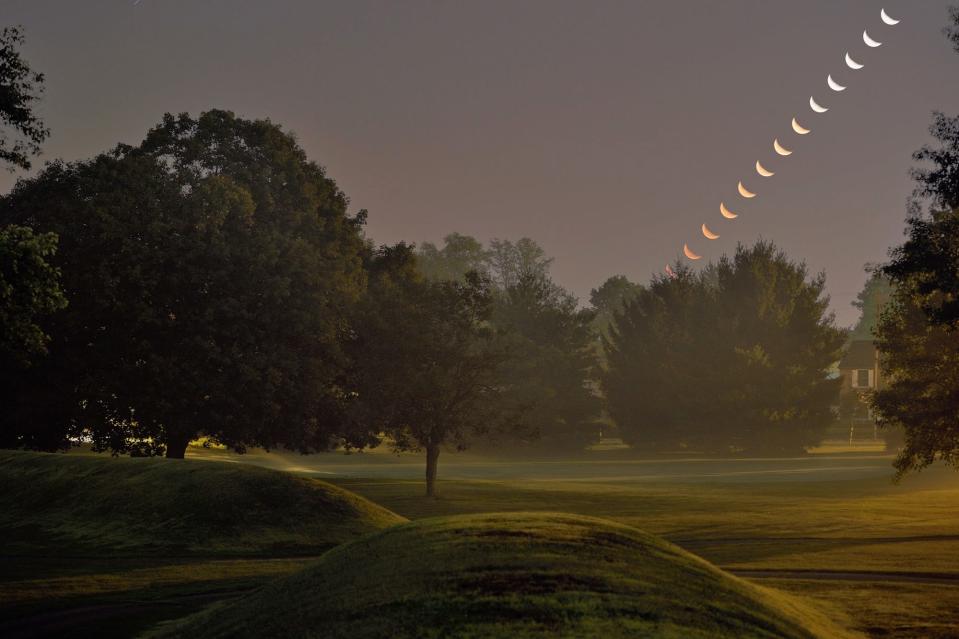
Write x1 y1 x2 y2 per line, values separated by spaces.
677 8 900 265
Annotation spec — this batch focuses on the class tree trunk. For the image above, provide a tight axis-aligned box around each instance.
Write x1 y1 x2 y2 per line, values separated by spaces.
165 434 190 459
425 444 440 497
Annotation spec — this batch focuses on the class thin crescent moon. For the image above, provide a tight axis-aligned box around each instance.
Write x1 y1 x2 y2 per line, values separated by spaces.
665 264 677 278
863 30 882 48
738 181 757 199
881 9 900 26
774 139 793 156
827 75 846 92
683 244 702 261
792 118 811 135
845 52 864 70
702 224 720 240
756 161 775 177
720 202 738 220
810 97 829 113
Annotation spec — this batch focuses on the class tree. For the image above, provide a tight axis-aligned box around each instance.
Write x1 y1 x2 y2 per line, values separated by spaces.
0 110 369 458
870 103 959 476
490 273 602 453
0 225 68 451
589 275 642 339
0 225 66 365
850 270 893 340
604 242 844 455
349 246 519 496
488 238 552 289
417 233 489 282
0 26 49 171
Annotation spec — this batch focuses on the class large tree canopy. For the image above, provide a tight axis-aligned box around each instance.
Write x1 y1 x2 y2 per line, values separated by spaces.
871 106 959 476
604 242 844 455
0 26 49 171
0 110 368 457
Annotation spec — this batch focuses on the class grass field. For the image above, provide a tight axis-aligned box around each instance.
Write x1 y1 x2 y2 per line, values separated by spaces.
0 450 404 638
2 446 958 638
146 512 858 639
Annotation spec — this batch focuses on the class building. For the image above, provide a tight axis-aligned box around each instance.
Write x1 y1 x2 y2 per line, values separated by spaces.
838 340 881 392
837 339 881 441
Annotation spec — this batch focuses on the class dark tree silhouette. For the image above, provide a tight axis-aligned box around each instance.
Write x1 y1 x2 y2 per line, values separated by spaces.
0 26 49 171
349 246 521 496
604 242 843 455
871 49 959 474
0 110 369 458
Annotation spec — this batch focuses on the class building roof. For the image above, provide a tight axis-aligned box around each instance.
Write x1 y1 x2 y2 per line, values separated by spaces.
839 340 876 370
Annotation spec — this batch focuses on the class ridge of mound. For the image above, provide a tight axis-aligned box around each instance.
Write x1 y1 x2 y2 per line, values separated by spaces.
149 512 859 639
0 450 406 556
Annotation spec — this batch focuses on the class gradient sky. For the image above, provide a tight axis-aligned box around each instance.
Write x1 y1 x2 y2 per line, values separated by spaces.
3 1 958 326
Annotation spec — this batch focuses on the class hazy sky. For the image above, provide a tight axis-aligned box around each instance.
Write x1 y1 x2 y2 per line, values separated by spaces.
3 1 958 326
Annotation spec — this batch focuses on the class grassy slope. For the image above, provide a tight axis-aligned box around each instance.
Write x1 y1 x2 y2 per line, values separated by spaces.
149 512 859 639
327 476 959 637
0 450 406 556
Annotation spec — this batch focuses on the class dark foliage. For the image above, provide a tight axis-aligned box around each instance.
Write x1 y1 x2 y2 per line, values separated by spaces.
490 274 603 453
0 26 49 170
0 110 368 457
349 245 523 495
604 241 844 455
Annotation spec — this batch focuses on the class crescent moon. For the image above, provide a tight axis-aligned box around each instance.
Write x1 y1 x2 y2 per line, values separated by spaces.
845 52 864 70
810 97 829 113
792 118 811 135
756 161 775 177
665 264 677 278
702 224 720 240
720 202 738 220
738 181 756 199
774 139 793 156
881 9 900 26
864 30 882 47
683 244 702 261
827 75 846 92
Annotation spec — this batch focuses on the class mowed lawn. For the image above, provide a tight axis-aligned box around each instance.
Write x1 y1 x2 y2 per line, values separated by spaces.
2 446 958 638
323 455 959 639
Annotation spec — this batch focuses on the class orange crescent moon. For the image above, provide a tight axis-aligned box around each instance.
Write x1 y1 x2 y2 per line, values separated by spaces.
738 181 757 199
720 203 738 219
683 244 702 261
792 118 811 135
774 139 793 156
702 224 720 240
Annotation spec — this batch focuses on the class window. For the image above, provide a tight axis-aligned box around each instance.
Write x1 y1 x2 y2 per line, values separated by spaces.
855 369 871 388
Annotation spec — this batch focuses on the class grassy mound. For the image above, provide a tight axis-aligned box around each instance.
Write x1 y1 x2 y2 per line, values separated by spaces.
0 450 405 556
150 512 858 639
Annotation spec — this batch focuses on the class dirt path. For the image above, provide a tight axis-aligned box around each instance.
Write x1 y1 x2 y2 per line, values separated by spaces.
730 568 959 585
